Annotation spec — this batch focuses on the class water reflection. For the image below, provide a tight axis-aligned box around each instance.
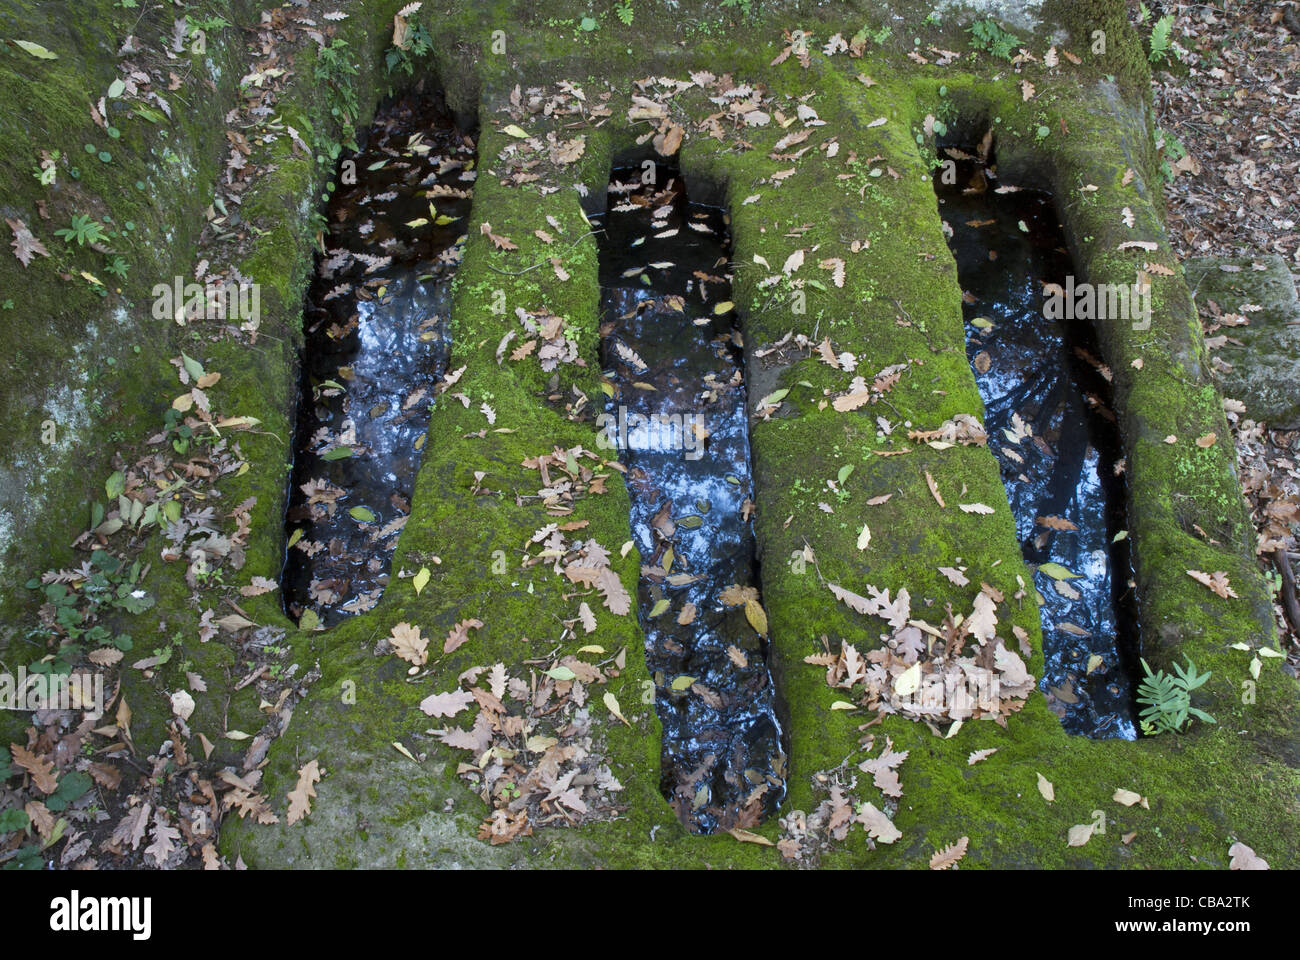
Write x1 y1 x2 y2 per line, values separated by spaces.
593 165 787 831
936 151 1139 739
280 90 475 626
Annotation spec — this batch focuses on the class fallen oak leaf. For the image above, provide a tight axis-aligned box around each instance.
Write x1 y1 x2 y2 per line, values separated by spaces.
389 621 427 665
443 617 484 653
929 835 969 869
419 688 475 718
1186 569 1238 599
286 759 322 825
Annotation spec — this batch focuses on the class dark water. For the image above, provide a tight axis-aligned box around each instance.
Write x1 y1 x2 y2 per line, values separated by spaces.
280 91 475 626
592 164 787 832
935 150 1139 739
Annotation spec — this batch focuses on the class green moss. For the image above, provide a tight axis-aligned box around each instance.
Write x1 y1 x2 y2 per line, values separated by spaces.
7 0 1295 870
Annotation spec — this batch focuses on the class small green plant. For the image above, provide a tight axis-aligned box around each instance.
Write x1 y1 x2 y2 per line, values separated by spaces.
1155 126 1189 184
54 215 109 247
1148 13 1175 63
968 18 1021 60
615 1 634 26
386 18 432 74
103 255 129 281
315 39 360 124
1137 656 1215 735
186 14 231 35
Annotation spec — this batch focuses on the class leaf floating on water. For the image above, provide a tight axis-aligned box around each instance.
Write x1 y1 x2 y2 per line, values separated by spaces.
1038 562 1079 581
744 598 768 635
348 506 376 522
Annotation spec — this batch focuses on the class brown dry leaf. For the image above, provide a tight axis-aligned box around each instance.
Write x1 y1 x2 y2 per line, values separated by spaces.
654 123 684 156
726 645 748 668
925 471 945 508
479 221 518 251
1067 822 1096 847
929 835 969 869
1228 841 1269 870
145 811 181 866
1195 432 1217 448
444 617 484 653
1112 787 1145 807
729 828 773 846
1186 569 1239 599
389 621 428 665
286 759 322 825
578 601 597 634
719 584 759 606
677 602 697 626
938 566 970 587
817 337 839 369
6 217 50 267
11 744 58 794
240 576 279 597
1036 772 1055 803
108 801 151 851
1036 515 1078 531
88 648 124 666
419 688 474 718
856 802 901 843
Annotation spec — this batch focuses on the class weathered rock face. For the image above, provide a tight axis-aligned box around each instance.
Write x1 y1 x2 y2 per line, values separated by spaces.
1184 256 1300 429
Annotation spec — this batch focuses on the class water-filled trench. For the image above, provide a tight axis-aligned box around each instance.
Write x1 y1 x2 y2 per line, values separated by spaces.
280 89 475 626
935 144 1139 738
592 162 787 832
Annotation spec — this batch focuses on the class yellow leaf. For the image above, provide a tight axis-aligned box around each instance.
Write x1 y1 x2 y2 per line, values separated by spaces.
744 598 768 635
894 662 921 697
413 566 430 595
603 691 630 726
502 124 529 138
